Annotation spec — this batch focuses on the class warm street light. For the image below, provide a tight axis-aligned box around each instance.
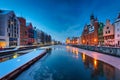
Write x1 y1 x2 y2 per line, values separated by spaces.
83 40 85 43
94 39 97 42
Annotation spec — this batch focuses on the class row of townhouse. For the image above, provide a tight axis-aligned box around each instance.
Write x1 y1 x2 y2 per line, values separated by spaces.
66 13 120 47
81 13 120 46
0 10 51 48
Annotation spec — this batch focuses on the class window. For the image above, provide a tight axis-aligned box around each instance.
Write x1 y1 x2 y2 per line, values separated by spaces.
118 34 120 37
117 22 119 26
8 33 10 37
107 27 109 29
15 34 16 37
106 31 107 34
117 28 119 31
108 31 110 33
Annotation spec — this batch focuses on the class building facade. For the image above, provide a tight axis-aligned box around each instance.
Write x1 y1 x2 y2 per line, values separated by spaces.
18 17 28 46
26 23 34 45
114 13 120 46
66 37 79 45
33 27 37 45
98 22 104 45
103 20 115 46
78 36 82 45
66 37 70 44
81 14 99 46
36 29 42 44
0 10 20 48
71 37 79 44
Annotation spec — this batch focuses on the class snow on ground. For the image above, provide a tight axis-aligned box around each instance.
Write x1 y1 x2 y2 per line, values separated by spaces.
78 48 120 70
0 49 45 78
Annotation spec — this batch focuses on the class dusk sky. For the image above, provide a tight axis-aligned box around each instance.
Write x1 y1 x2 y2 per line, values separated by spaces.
0 0 120 42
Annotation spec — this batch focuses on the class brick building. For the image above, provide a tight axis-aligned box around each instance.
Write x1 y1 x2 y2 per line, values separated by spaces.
98 22 104 45
103 20 115 46
81 14 99 46
18 17 28 46
26 23 34 45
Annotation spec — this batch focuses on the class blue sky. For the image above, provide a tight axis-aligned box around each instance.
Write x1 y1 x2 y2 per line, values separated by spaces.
0 0 120 42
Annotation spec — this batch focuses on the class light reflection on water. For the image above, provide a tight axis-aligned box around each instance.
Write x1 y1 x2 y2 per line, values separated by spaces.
0 53 20 62
16 45 120 80
0 51 27 63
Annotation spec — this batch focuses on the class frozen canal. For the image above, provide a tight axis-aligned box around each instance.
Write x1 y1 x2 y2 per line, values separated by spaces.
15 45 120 80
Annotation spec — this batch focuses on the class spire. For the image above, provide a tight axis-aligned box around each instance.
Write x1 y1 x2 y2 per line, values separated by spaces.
90 13 94 20
106 19 110 24
95 17 98 21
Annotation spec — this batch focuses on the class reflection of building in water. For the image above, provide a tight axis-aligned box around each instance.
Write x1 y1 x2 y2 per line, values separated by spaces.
80 53 118 79
115 68 120 80
72 47 78 54
81 53 120 80
13 53 19 58
46 48 52 54
82 53 86 62
66 46 79 59
66 46 79 54
0 57 10 62
103 63 115 80
71 47 79 59
93 59 98 69
66 46 71 52
0 53 20 62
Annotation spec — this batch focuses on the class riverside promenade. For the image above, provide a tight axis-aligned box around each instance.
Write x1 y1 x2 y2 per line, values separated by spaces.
0 49 46 80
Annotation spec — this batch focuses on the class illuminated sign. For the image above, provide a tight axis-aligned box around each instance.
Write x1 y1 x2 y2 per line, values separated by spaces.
89 26 94 33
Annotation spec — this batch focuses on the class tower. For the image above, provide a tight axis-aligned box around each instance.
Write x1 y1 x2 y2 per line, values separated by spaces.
90 14 95 26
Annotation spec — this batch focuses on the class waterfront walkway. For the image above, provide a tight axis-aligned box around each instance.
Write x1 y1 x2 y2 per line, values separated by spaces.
0 49 46 79
78 48 120 70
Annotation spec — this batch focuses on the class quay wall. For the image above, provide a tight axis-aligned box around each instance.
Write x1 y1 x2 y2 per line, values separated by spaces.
71 45 120 57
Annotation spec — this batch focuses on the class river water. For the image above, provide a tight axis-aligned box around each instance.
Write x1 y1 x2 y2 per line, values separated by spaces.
15 45 120 80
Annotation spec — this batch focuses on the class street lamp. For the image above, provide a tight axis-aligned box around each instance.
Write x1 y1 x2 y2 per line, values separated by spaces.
94 38 97 42
83 40 85 43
